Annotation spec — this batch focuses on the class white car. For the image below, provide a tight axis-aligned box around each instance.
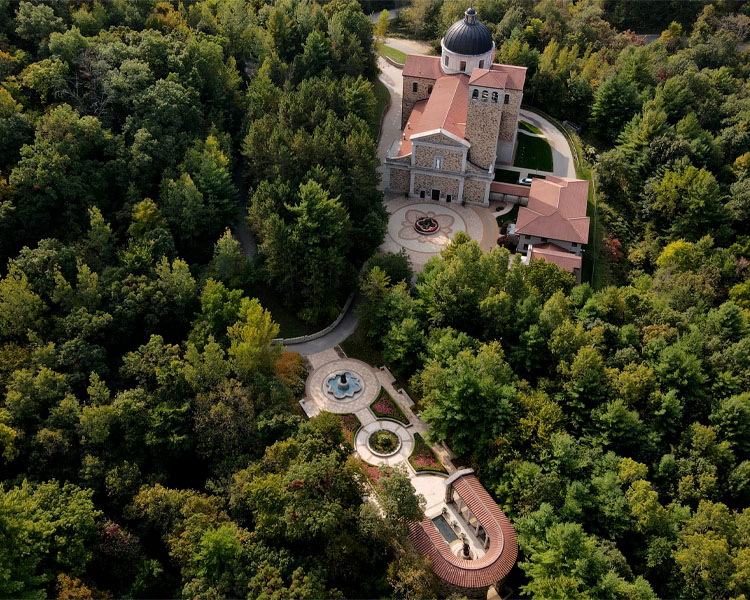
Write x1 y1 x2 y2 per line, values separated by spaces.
519 177 533 186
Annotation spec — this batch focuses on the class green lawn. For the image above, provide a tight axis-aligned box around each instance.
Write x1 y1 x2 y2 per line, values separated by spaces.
494 168 521 183
519 120 543 135
249 283 320 339
376 43 406 65
514 131 553 172
372 77 390 139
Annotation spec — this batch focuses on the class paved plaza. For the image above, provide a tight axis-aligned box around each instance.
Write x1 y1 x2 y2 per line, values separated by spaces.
381 196 499 271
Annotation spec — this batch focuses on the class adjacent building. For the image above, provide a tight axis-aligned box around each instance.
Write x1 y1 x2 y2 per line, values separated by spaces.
384 8 526 206
514 175 590 281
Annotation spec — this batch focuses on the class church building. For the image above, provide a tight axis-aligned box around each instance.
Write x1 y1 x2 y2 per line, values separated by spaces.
384 8 526 206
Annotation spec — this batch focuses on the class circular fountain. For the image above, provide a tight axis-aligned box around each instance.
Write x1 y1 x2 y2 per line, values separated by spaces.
324 370 364 401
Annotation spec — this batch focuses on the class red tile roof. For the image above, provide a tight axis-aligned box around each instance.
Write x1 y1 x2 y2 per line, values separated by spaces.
490 63 527 90
403 54 443 80
515 176 590 244
398 75 469 157
490 181 530 197
468 68 507 88
409 474 518 590
530 243 583 272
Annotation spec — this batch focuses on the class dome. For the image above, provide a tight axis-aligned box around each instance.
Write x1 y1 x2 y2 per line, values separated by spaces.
442 7 494 56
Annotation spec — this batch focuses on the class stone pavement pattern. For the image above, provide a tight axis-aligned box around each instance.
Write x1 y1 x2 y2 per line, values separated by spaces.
381 196 498 271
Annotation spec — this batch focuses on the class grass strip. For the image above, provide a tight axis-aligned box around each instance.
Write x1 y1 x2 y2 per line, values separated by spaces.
377 43 406 64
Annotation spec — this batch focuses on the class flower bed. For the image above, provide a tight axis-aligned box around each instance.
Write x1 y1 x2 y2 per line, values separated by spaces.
408 433 447 473
369 429 399 454
414 216 439 234
370 389 409 425
339 413 361 449
363 462 382 483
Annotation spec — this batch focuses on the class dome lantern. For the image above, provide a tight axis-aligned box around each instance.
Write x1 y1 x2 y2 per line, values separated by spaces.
440 7 495 75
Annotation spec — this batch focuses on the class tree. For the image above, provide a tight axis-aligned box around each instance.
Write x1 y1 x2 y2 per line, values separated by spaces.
257 180 352 323
386 550 436 600
590 71 643 142
374 10 390 44
227 298 282 379
417 342 516 458
14 1 65 48
376 464 425 538
0 263 45 340
383 317 424 375
646 164 731 243
204 229 254 289
9 104 125 245
0 480 101 597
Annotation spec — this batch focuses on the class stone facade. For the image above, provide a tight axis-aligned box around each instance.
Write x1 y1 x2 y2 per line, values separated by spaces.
500 89 522 141
389 167 410 192
413 172 460 200
421 133 463 146
414 145 463 171
463 178 488 204
402 76 435 129
465 98 502 170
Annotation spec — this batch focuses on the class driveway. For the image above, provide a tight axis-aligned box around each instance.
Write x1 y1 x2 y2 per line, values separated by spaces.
519 109 576 179
383 37 432 55
377 56 404 190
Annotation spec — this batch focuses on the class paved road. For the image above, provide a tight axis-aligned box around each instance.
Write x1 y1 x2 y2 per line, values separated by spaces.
519 109 576 178
383 37 432 55
376 56 404 189
282 296 363 355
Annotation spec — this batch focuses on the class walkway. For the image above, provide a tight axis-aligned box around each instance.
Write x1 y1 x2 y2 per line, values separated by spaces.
300 348 517 597
518 109 576 179
301 349 456 481
282 296 362 356
377 55 404 190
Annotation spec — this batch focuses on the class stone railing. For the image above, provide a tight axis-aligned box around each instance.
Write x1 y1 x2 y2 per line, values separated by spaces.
273 293 355 345
384 55 404 68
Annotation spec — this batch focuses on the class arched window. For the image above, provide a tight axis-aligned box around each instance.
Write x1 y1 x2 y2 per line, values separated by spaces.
504 94 510 105
412 82 418 93
472 89 479 99
460 60 466 72
492 92 498 103
444 55 449 66
482 90 488 100
479 60 484 69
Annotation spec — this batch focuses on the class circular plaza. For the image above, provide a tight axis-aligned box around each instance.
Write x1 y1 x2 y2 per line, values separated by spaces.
381 196 498 271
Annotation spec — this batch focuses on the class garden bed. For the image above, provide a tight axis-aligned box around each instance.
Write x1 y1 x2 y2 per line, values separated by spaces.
496 204 519 234
339 413 361 449
370 388 409 425
408 433 447 473
368 429 399 454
